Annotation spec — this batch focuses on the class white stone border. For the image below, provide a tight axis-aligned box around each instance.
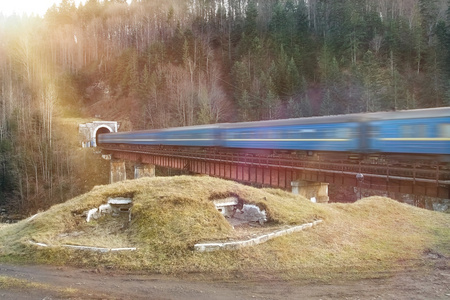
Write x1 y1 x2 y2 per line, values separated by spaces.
28 220 323 253
194 220 322 252
63 245 136 252
194 220 323 252
29 241 136 253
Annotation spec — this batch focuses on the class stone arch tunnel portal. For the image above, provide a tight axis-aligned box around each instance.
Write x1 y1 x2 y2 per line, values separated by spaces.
95 126 113 147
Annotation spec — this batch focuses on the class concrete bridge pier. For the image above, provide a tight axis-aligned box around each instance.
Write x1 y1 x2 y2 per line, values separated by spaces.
110 159 127 183
134 164 156 179
291 181 329 203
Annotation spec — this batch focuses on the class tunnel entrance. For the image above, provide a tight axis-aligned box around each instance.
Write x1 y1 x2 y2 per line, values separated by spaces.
79 121 118 148
95 126 113 146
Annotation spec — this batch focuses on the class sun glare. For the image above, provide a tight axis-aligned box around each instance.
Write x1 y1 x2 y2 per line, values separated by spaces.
0 0 84 17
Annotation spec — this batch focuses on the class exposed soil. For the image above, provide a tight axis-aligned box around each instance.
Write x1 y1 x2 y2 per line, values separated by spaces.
1 261 449 300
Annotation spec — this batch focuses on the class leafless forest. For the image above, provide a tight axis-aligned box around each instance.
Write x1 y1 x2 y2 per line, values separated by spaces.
0 0 449 213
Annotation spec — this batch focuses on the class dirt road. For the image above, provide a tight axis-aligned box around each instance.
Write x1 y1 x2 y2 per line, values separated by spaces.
1 263 449 299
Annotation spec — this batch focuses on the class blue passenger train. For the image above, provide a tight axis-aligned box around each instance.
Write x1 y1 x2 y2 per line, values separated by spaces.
98 107 450 161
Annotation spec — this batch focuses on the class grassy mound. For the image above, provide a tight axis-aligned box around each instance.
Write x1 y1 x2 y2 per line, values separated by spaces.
0 176 448 280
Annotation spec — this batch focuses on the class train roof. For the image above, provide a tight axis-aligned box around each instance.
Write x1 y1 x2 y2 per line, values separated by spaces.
220 113 362 129
101 123 220 136
220 106 450 129
360 106 450 121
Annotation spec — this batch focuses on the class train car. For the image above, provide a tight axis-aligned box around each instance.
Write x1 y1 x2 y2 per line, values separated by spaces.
366 107 450 159
98 124 220 147
220 115 363 153
98 107 450 162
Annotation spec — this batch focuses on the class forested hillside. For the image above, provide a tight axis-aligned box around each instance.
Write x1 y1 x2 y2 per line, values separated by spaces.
1 0 449 213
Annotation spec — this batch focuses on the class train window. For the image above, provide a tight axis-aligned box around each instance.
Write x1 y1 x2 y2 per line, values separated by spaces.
283 130 294 139
257 130 265 139
327 129 334 139
336 128 351 139
401 124 427 138
268 130 279 139
439 124 450 138
416 125 426 138
299 129 315 139
242 131 253 139
367 126 378 137
400 125 414 138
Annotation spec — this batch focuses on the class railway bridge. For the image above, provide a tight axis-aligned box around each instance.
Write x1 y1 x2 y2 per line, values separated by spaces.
99 143 450 202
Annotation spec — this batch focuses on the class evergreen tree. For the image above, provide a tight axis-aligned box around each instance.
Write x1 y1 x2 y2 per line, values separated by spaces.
294 1 316 80
286 97 302 118
231 60 252 121
238 89 251 121
0 139 16 206
286 57 301 95
359 50 387 112
261 88 279 120
447 0 450 77
243 0 258 41
272 45 301 97
411 4 426 74
286 94 312 118
320 88 335 116
439 0 450 105
269 1 296 49
300 94 313 117
239 0 259 57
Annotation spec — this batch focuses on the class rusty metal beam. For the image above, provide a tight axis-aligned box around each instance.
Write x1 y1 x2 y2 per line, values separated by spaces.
103 145 450 199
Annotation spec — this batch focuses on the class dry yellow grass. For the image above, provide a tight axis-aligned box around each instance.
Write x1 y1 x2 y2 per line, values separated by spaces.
0 176 448 280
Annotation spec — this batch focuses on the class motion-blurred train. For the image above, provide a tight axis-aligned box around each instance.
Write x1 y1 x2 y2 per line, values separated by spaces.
98 107 450 162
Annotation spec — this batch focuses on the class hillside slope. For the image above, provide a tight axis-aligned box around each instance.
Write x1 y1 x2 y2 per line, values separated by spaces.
0 176 448 280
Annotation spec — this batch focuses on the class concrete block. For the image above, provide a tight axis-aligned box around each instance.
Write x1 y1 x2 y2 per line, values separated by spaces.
291 181 329 203
213 197 239 218
194 219 323 252
110 160 126 183
313 220 323 226
86 208 99 222
134 164 156 179
233 204 267 224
